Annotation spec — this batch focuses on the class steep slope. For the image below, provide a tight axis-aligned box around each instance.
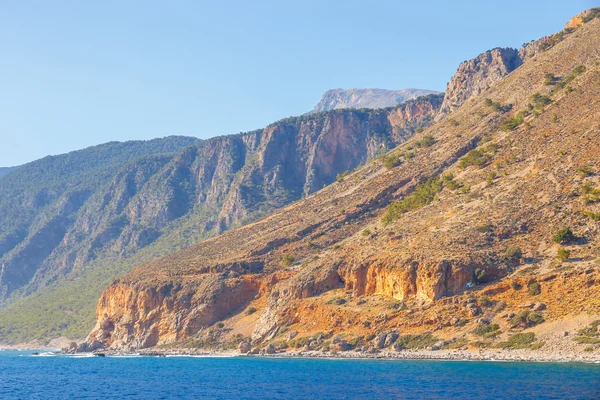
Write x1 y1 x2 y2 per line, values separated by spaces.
0 95 442 343
0 137 200 301
311 88 440 113
84 12 600 355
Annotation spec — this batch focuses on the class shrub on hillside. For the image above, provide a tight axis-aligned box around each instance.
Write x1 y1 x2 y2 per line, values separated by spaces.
531 93 552 109
502 246 523 266
556 248 571 262
414 135 436 148
573 65 586 75
281 254 295 267
459 149 491 169
528 282 541 296
553 227 575 244
498 332 537 349
382 177 443 224
500 112 525 131
383 155 402 169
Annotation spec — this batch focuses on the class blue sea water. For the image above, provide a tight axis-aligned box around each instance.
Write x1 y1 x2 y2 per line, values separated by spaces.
0 351 599 399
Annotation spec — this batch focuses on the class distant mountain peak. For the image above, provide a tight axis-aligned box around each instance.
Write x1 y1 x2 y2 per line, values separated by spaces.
310 88 441 113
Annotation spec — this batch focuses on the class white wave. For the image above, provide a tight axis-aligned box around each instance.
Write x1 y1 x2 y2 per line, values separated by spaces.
108 354 142 358
164 354 236 358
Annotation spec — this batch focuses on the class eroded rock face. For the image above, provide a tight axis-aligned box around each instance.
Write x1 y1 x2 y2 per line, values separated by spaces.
87 275 260 350
437 48 522 119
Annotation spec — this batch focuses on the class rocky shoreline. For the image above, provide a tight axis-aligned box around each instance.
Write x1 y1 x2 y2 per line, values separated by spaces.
3 342 599 363
124 347 600 364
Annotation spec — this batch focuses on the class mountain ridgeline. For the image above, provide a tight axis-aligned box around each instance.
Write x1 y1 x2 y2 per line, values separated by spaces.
311 88 440 113
0 95 443 342
78 10 600 355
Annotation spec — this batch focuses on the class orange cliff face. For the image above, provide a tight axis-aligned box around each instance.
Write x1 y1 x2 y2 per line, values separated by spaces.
84 12 600 354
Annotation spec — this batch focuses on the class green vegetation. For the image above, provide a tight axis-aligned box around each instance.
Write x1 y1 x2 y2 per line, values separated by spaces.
577 320 600 337
581 182 600 204
394 333 438 350
246 307 257 315
585 211 600 221
443 174 461 190
414 135 436 148
553 227 575 244
459 149 491 169
573 336 600 345
441 337 469 349
531 93 552 109
383 154 402 169
382 177 443 224
326 297 347 305
502 246 523 266
551 74 576 94
476 224 492 233
472 323 501 338
484 98 511 113
573 65 586 75
336 169 352 182
577 166 593 177
543 73 556 85
500 111 525 131
473 268 487 284
362 229 372 237
485 171 497 186
510 281 522 290
281 254 295 267
527 282 542 296
538 27 576 51
498 333 538 349
556 248 571 262
582 8 600 23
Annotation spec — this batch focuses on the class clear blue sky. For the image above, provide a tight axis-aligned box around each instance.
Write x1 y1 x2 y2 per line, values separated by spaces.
0 0 594 166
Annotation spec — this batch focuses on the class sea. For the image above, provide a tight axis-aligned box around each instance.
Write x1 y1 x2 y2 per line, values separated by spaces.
0 350 599 399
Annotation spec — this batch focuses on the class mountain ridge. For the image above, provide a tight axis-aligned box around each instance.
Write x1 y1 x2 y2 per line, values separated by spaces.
0 95 443 343
80 10 600 356
311 88 440 113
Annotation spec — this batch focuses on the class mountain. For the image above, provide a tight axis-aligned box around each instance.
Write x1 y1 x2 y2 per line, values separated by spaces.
0 167 17 180
0 94 443 343
311 88 440 113
80 10 600 355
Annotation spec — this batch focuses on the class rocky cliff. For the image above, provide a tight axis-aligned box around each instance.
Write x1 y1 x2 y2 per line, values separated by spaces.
436 48 522 118
436 10 595 121
0 94 442 343
311 88 440 113
85 12 600 355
